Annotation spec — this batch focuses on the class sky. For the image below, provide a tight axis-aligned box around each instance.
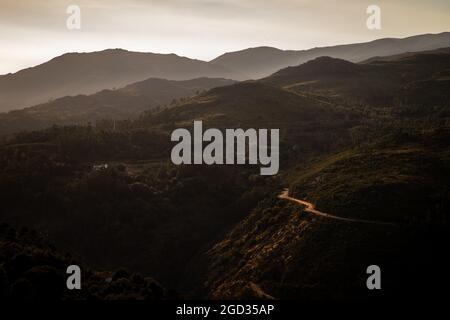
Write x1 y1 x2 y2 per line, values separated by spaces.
1 0 450 74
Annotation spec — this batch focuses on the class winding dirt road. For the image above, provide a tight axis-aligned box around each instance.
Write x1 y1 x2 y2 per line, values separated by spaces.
278 189 396 226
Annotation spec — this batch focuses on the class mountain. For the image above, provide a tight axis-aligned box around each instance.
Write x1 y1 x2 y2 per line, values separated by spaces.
144 80 360 157
1 46 449 301
2 33 449 113
266 56 362 83
160 49 449 298
211 47 302 81
262 47 450 106
193 118 450 299
0 77 235 135
196 183 449 300
287 139 449 223
211 32 450 79
0 49 243 112
0 80 362 291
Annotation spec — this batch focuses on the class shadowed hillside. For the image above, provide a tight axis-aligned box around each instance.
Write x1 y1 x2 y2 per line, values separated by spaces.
263 48 450 106
0 77 235 135
2 32 449 112
0 223 169 300
193 197 450 300
0 49 243 112
1 48 449 301
287 132 450 223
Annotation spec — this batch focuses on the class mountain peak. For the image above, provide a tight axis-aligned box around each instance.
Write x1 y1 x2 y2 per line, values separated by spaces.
269 56 360 81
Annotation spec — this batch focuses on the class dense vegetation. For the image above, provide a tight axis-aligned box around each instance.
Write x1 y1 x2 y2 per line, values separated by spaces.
198 197 450 300
0 127 275 288
0 223 169 300
288 126 449 223
1 48 449 300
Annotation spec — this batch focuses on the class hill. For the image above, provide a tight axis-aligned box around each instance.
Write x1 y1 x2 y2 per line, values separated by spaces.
0 47 449 301
142 80 362 164
193 194 450 300
0 49 243 112
0 79 363 289
263 48 450 106
211 32 450 79
211 47 303 80
286 134 449 223
2 33 449 112
0 77 235 135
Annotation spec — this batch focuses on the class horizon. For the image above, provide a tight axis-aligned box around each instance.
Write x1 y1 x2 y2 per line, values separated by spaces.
1 0 450 74
2 30 449 76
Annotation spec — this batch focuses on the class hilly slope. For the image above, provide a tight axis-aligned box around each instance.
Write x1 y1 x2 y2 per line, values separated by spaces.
263 48 450 106
189 120 450 299
361 46 450 63
211 32 450 79
180 48 450 300
1 43 449 301
0 79 365 288
287 136 449 223
0 49 243 112
145 81 358 128
0 77 235 135
143 81 362 164
193 195 450 300
0 223 169 300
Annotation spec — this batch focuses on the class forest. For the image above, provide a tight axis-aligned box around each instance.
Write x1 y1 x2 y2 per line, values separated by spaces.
0 47 449 300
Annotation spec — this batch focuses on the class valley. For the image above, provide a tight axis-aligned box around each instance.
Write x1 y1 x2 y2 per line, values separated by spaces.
0 43 449 301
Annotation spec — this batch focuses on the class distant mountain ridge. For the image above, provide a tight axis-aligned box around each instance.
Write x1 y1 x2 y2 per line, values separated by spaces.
211 32 450 79
1 32 449 112
0 49 243 112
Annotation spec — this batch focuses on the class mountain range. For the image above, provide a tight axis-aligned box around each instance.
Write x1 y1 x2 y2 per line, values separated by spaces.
0 50 242 113
1 32 449 113
0 42 449 300
211 32 450 79
1 46 450 136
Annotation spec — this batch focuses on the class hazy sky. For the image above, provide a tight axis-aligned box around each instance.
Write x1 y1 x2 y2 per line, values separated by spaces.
1 0 450 74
